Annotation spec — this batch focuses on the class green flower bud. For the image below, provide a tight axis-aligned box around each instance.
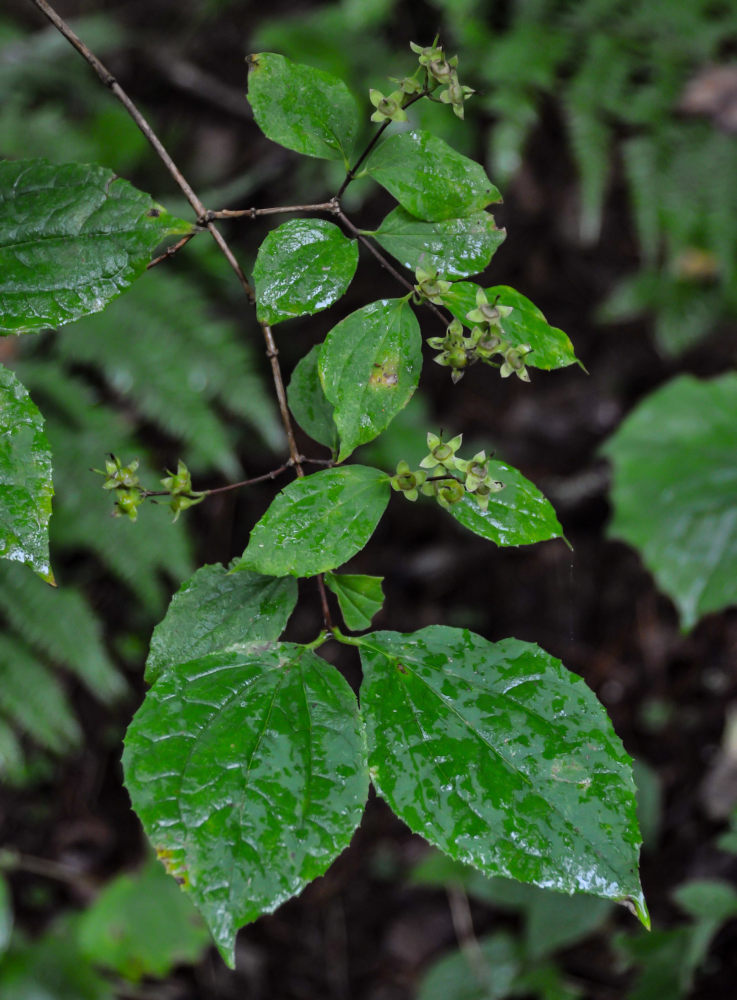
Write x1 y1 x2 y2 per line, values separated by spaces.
161 458 193 496
169 492 205 521
113 489 142 521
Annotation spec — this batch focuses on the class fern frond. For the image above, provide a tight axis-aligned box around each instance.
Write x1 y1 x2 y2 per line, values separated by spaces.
0 636 81 757
14 365 194 610
0 563 125 703
54 269 284 475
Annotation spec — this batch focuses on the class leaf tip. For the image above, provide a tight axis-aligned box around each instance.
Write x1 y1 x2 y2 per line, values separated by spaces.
620 890 650 930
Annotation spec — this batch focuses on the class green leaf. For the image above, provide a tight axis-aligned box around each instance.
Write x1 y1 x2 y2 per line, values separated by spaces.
146 563 298 685
253 218 358 325
358 626 648 922
246 52 359 162
319 299 422 461
673 879 737 923
0 365 53 582
324 572 385 631
238 465 390 577
287 344 338 452
410 850 610 957
447 460 564 546
0 923 114 1000
76 856 210 982
602 374 737 629
418 932 521 1000
0 158 191 333
445 283 579 370
367 131 501 222
368 207 505 279
123 642 369 966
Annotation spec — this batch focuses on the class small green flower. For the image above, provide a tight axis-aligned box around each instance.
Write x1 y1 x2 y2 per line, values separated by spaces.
410 39 445 68
457 451 489 492
420 431 463 470
389 460 427 502
113 488 142 522
414 264 452 305
435 477 465 510
369 89 407 124
466 287 513 328
169 491 205 522
160 458 193 496
500 344 532 381
472 478 504 511
96 454 140 491
438 74 475 119
391 74 423 95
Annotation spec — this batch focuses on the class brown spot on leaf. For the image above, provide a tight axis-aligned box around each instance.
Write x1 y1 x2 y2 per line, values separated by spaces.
370 361 399 387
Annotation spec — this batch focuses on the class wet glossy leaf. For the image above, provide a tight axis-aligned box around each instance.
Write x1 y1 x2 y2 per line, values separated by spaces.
0 158 191 333
418 932 521 1000
146 563 298 684
287 344 338 452
0 364 54 581
247 52 359 162
319 299 422 461
448 460 564 547
369 208 505 279
123 642 368 965
237 465 390 577
367 131 501 222
359 626 648 921
446 283 579 370
324 572 385 631
76 856 209 982
602 374 737 629
253 218 358 325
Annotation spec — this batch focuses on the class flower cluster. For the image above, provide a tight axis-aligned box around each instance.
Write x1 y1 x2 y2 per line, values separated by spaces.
410 40 474 118
390 433 504 511
427 289 533 383
94 455 204 521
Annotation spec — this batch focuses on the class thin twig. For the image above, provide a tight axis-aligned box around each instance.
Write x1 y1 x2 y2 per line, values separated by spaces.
146 230 198 269
337 87 430 199
446 886 489 986
29 0 304 473
335 208 449 326
0 848 95 890
316 575 334 629
204 201 337 221
204 463 292 495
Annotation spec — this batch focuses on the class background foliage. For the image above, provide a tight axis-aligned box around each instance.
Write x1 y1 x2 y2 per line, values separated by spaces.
1 0 736 997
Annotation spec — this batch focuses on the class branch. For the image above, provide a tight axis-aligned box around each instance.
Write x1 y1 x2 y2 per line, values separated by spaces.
204 201 337 221
28 0 304 473
335 207 449 326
